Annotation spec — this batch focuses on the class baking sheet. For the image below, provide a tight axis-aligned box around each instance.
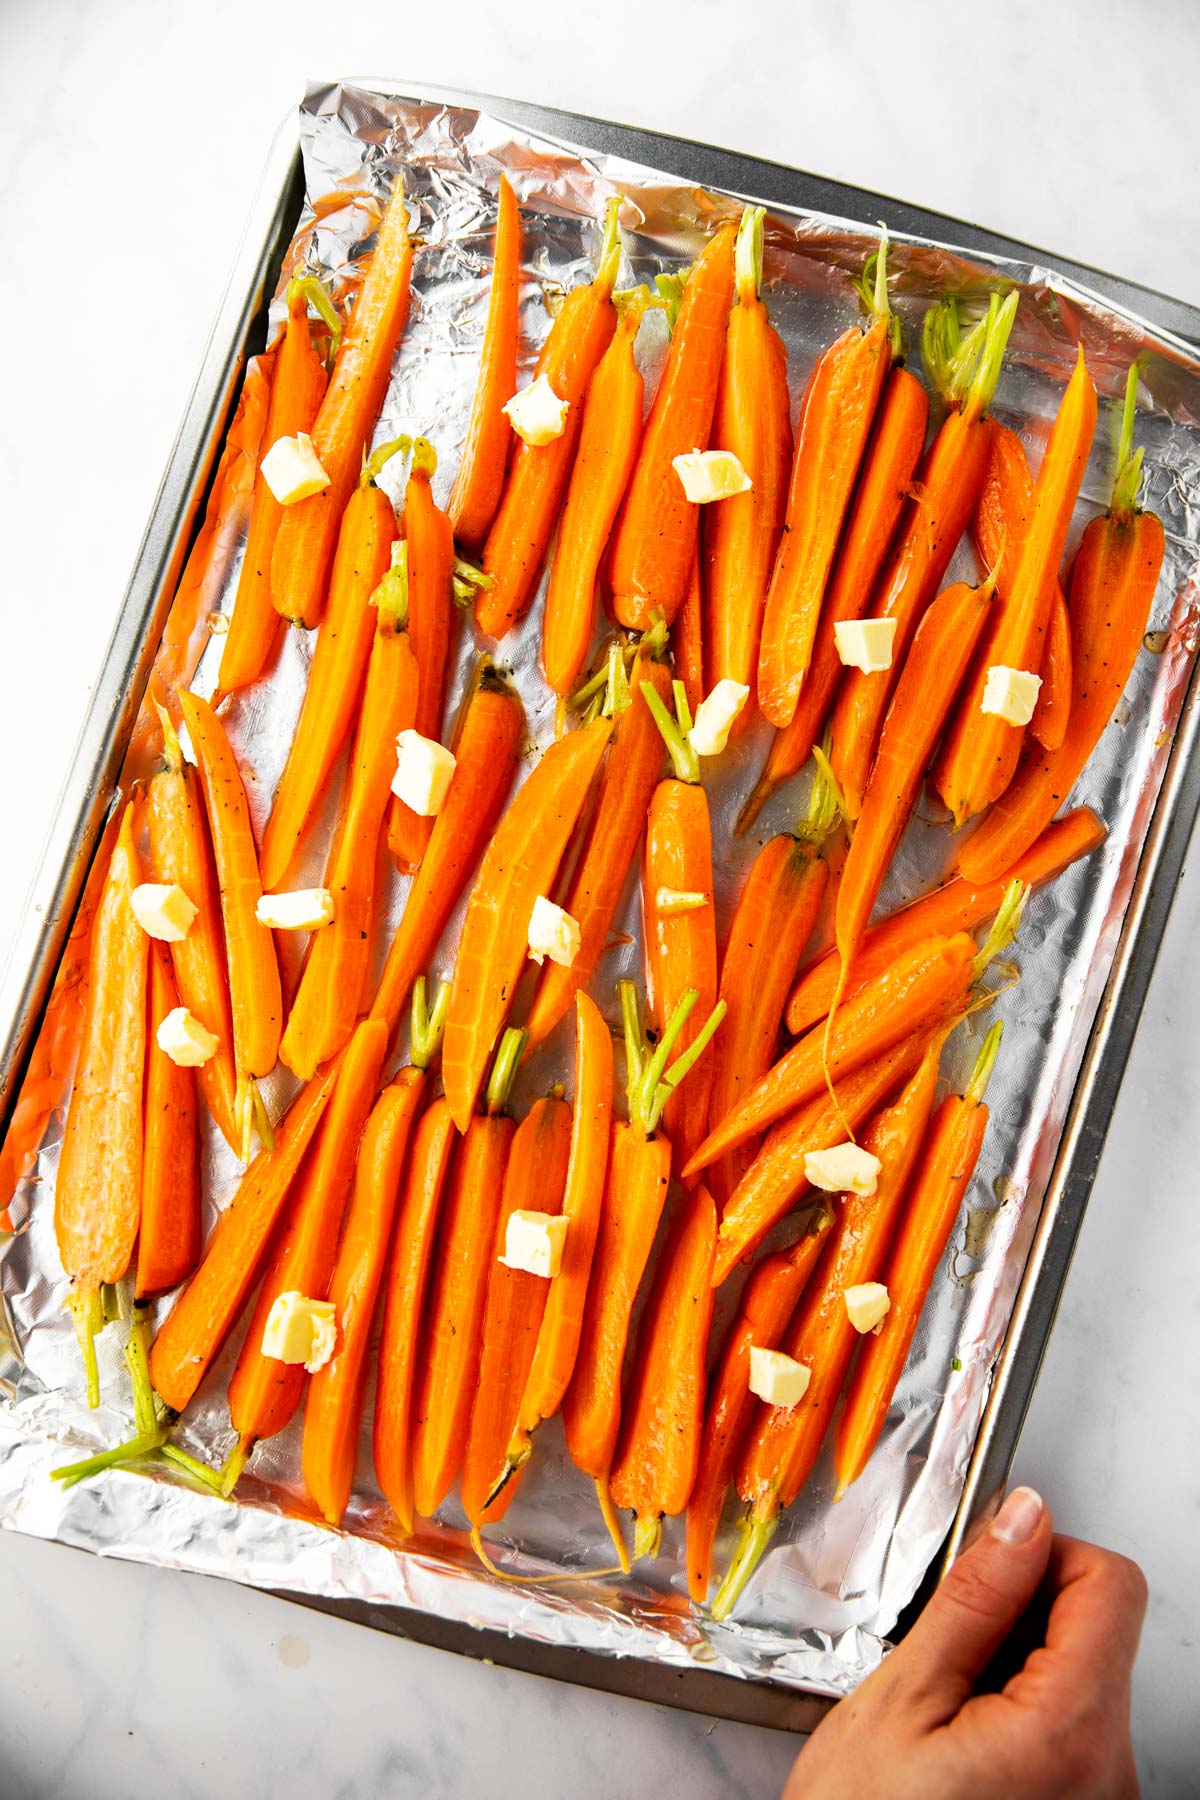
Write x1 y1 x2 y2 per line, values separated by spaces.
2 80 1200 1705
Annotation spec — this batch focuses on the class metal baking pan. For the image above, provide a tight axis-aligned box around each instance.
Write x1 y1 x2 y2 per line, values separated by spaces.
3 81 1200 1733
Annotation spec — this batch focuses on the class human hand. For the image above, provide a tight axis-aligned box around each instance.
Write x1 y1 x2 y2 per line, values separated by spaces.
785 1486 1147 1799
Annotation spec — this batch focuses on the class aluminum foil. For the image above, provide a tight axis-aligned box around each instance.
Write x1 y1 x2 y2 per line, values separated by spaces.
3 80 1200 1705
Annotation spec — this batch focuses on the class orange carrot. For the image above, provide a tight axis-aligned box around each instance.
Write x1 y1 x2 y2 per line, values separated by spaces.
674 547 706 720
261 440 404 891
449 175 520 549
936 346 1097 826
757 239 897 728
54 802 147 1400
271 178 413 627
477 201 621 638
136 945 199 1300
610 222 737 630
1034 584 1073 754
442 715 612 1130
388 439 457 871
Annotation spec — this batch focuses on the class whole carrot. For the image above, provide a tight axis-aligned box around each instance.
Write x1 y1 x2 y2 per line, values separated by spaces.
611 222 737 630
136 945 199 1300
271 176 413 627
449 174 520 549
388 439 457 871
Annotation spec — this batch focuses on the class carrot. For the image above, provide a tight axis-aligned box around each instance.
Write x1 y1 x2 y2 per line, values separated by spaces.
703 207 792 716
149 1061 338 1413
756 238 897 728
217 280 329 695
449 174 520 549
834 1024 1002 1498
145 704 239 1151
177 689 282 1160
675 547 706 719
958 368 1165 884
388 439 457 871
1034 585 1073 753
222 1017 388 1488
462 1090 573 1529
279 576 419 1078
271 177 413 627
611 222 737 630
477 200 622 638
685 1209 831 1604
136 945 199 1300
711 1039 944 1618
829 293 1018 819
301 985 447 1527
524 646 669 1047
785 806 1105 1037
541 289 650 697
260 439 405 892
936 345 1097 825
442 715 612 1130
54 801 147 1402
737 367 929 833
371 665 525 1036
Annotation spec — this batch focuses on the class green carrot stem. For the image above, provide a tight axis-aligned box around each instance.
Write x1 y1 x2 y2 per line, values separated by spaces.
68 1286 104 1410
51 1428 165 1489
639 680 698 784
287 274 344 369
486 1027 527 1116
965 1020 1004 1106
158 1443 231 1496
971 879 1026 981
124 1306 157 1437
219 1438 251 1498
1110 360 1146 522
710 1513 779 1621
632 1513 662 1562
644 999 727 1136
361 434 410 489
734 206 766 303
372 540 410 631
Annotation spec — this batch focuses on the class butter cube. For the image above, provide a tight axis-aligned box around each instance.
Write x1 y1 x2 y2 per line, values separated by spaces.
391 730 457 816
748 1346 812 1410
255 888 334 932
527 895 582 968
156 1006 219 1068
500 1210 570 1279
803 1141 882 1196
259 432 331 505
503 374 570 446
688 678 750 757
981 664 1041 727
844 1281 891 1334
130 882 197 943
672 449 752 504
834 617 897 674
260 1290 338 1373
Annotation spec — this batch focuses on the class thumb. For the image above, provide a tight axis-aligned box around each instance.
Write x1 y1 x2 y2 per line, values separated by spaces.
891 1484 1054 1718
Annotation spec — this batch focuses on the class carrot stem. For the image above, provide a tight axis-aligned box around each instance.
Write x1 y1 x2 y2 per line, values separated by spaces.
711 1515 777 1621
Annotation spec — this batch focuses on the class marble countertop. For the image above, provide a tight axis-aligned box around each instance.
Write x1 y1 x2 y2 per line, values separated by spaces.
2 4 1198 1795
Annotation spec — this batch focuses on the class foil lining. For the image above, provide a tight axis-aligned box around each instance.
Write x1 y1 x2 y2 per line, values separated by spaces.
3 80 1200 1705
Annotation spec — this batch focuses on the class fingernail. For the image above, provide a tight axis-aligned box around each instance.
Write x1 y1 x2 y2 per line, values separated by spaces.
991 1485 1044 1546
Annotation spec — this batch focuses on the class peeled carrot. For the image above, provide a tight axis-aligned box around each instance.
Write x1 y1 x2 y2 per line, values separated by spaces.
136 945 199 1300
271 178 413 628
261 441 403 891
145 704 238 1151
1035 586 1074 754
442 716 612 1130
611 222 737 630
371 667 525 1036
757 239 896 728
449 175 520 549
55 802 147 1401
149 1061 338 1413
388 439 457 871
834 1024 1002 1497
477 201 621 638
737 366 929 833
675 548 706 720
936 346 1097 825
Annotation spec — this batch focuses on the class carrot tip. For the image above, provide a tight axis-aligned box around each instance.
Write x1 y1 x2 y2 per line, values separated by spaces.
595 1477 631 1575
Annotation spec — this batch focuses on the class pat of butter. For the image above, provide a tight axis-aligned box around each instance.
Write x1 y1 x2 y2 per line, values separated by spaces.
500 1209 570 1279
255 889 334 932
259 432 331 505
748 1346 812 1410
260 1290 338 1373
672 449 752 504
803 1141 882 1196
844 1281 891 1334
834 617 897 674
130 882 197 943
391 730 457 816
527 895 582 969
981 664 1042 727
156 1006 219 1068
503 374 570 447
688 678 750 757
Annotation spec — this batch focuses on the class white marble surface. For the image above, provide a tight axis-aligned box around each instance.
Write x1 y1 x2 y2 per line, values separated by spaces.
2 3 1199 1795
